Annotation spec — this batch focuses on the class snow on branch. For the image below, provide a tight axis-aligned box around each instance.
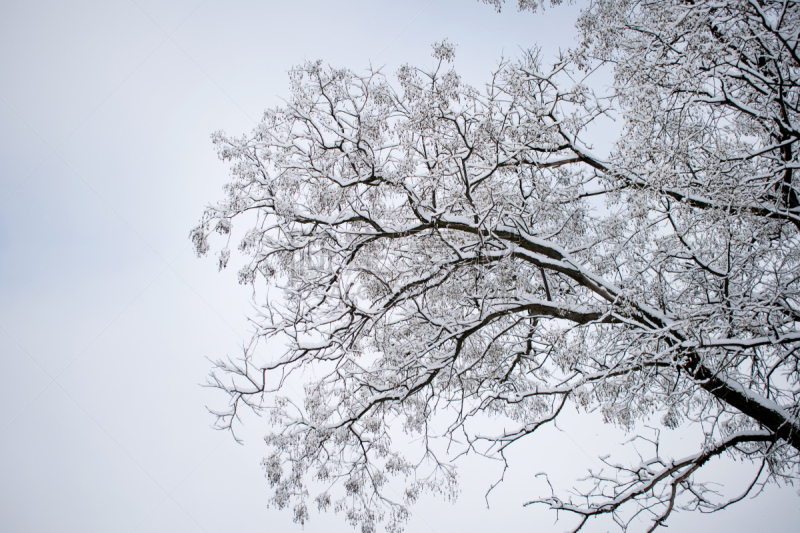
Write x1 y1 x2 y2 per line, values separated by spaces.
194 2 800 531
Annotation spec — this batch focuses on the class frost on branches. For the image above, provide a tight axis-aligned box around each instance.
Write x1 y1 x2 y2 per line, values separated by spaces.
192 1 800 531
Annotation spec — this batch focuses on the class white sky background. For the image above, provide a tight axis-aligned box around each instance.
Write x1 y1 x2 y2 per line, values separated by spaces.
0 1 798 532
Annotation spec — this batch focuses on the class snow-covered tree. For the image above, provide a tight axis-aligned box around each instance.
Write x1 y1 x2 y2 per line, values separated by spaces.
192 1 800 531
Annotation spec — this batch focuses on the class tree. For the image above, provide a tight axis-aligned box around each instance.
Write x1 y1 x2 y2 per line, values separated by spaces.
192 1 800 531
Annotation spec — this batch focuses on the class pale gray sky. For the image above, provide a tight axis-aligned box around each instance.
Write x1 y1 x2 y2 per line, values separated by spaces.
0 1 797 532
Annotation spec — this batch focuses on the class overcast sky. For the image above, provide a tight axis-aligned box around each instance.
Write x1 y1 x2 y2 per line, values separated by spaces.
1 1 798 532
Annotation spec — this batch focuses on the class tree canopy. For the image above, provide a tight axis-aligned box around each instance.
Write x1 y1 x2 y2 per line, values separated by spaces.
192 1 800 531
